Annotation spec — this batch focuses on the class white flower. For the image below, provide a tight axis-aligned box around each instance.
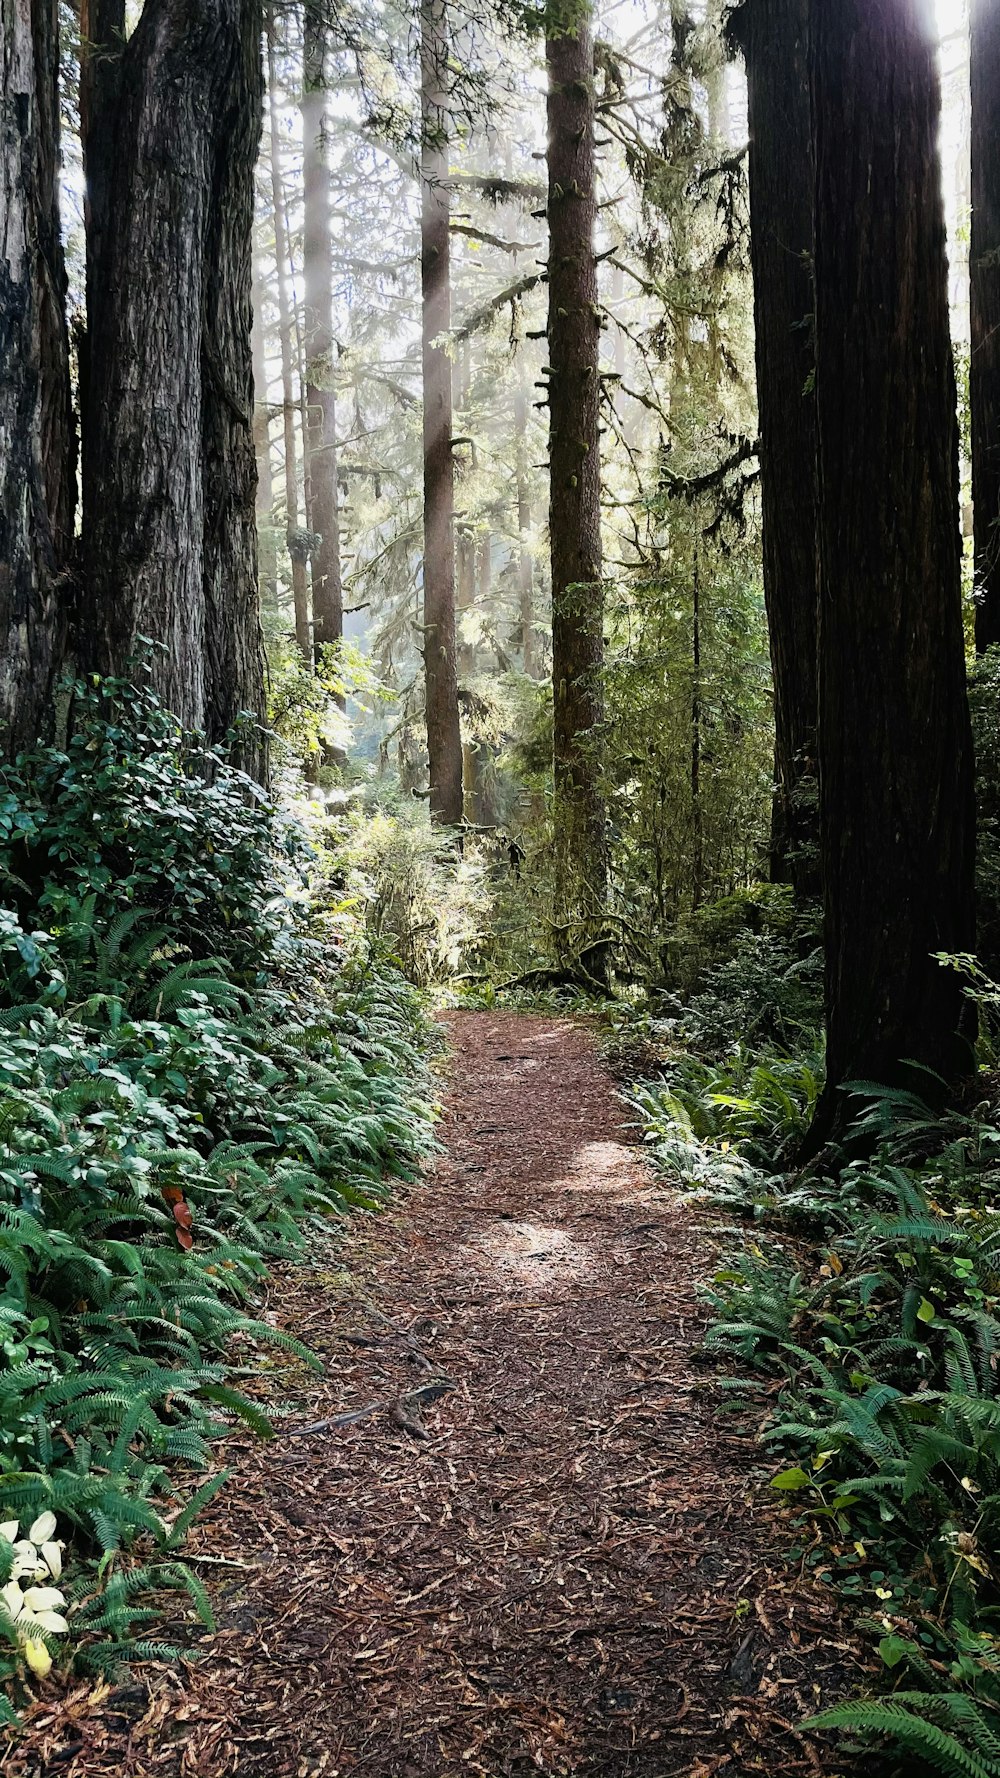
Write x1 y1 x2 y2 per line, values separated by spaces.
0 1522 18 1546
22 1587 65 1614
39 1541 62 1581
28 1513 57 1547
10 1541 43 1582
0 1570 69 1680
0 1580 24 1622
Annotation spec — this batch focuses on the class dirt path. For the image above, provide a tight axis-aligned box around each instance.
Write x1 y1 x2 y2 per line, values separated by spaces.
12 1013 863 1778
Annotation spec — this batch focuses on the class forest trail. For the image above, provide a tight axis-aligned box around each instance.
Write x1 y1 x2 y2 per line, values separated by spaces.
13 1014 862 1778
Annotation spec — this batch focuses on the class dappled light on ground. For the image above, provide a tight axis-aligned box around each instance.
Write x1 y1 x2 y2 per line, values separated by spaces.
9 1015 865 1778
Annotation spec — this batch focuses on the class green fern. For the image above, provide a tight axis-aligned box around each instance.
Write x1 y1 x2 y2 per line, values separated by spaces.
804 1698 1000 1778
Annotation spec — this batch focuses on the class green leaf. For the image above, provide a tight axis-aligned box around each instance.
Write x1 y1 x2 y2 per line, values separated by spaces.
917 1297 937 1323
878 1634 912 1669
770 1467 811 1490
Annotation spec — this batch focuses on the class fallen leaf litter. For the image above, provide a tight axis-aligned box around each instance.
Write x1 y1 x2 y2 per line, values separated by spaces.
6 1012 868 1777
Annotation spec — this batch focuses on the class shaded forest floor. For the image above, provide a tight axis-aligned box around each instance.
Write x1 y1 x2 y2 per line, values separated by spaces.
9 1014 868 1777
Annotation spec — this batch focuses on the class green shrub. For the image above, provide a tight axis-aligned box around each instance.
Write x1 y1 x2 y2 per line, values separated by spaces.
0 674 435 1706
663 882 803 989
631 977 1000 1775
629 1044 823 1179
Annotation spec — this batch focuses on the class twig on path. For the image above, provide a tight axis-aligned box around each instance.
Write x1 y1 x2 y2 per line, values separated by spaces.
186 1554 262 1570
285 1379 456 1440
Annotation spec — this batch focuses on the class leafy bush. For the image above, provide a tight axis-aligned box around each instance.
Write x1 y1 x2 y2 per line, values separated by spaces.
0 674 435 1707
663 882 805 989
631 968 1000 1775
630 1043 823 1180
334 792 542 987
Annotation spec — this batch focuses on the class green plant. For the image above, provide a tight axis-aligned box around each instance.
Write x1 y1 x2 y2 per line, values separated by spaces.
631 1009 1000 1775
0 673 436 1714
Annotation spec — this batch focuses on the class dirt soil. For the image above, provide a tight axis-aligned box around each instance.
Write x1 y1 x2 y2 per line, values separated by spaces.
8 1012 867 1778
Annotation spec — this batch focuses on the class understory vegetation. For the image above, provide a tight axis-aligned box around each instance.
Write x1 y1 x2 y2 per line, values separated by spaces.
0 674 435 1714
626 922 1000 1778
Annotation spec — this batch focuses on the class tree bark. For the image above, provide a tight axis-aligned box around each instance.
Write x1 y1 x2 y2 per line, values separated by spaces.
0 0 74 755
546 3 606 920
971 0 1000 653
420 0 463 825
809 0 976 1140
201 0 266 762
83 0 266 774
733 0 820 898
267 18 311 663
79 0 125 517
302 5 343 661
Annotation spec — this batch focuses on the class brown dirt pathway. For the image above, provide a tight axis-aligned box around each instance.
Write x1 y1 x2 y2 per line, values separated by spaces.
10 1013 864 1778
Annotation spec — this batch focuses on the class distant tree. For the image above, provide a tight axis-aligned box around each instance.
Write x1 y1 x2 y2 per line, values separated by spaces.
302 3 344 660
252 227 279 612
971 0 1000 653
546 0 606 922
808 0 976 1142
730 0 819 899
514 385 537 678
267 16 312 663
420 0 464 824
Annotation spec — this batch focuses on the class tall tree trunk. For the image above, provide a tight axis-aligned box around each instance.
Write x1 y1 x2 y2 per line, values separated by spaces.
83 0 266 775
201 0 266 760
514 386 536 677
733 0 820 899
420 0 463 825
252 231 279 612
302 5 343 661
267 20 311 663
0 0 74 754
79 0 125 527
971 0 1000 653
546 3 606 922
808 0 976 1142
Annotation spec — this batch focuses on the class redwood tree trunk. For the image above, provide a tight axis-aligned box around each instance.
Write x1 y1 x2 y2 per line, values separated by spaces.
420 0 463 825
83 0 266 773
201 0 266 760
302 6 343 660
809 0 976 1139
0 0 74 754
734 0 820 898
79 0 125 515
971 0 1000 653
546 5 606 919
